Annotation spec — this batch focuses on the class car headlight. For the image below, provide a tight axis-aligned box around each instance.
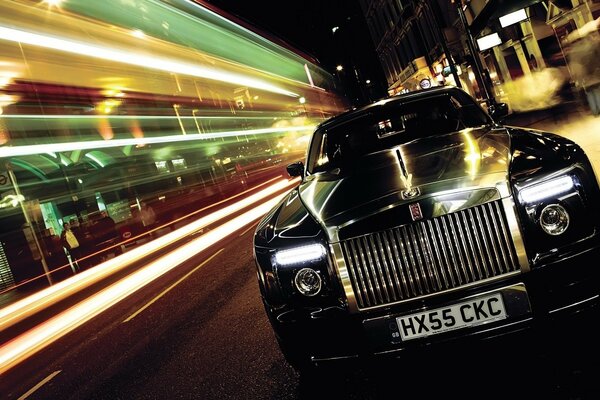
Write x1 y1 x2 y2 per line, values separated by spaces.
519 175 574 204
294 268 322 296
539 204 570 235
274 244 326 266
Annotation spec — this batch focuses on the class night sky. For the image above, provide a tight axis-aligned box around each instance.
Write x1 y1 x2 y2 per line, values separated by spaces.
204 0 388 102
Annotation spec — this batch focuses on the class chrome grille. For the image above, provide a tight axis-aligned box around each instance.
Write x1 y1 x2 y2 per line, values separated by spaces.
340 200 520 309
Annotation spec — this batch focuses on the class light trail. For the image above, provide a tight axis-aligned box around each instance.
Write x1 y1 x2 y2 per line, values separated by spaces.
0 190 286 374
122 248 224 323
0 178 297 330
0 115 286 120
0 26 299 98
0 125 315 157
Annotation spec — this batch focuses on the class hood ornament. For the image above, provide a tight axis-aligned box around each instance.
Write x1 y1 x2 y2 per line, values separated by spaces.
396 149 421 200
400 173 420 200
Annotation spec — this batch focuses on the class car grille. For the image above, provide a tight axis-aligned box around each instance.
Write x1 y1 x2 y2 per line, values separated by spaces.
340 200 520 309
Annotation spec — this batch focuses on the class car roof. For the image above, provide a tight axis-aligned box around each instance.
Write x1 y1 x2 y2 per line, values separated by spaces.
318 86 466 132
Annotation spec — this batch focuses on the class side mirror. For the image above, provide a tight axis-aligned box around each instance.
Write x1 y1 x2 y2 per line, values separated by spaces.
286 161 304 178
489 102 509 122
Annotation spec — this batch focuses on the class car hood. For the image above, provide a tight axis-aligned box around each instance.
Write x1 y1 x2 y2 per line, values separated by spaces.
298 126 512 240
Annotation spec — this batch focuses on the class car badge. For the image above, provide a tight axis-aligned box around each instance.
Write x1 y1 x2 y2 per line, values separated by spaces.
400 173 421 200
409 203 423 221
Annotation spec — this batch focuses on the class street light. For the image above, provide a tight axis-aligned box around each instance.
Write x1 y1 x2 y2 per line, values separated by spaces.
336 65 344 72
299 97 307 115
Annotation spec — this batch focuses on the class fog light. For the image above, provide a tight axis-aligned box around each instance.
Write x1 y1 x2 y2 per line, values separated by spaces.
294 268 322 296
539 204 569 235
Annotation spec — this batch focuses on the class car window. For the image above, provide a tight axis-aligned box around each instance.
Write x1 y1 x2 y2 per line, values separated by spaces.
307 92 491 174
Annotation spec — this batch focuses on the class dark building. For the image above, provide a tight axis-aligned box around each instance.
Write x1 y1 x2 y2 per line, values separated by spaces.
358 1 473 97
358 0 600 112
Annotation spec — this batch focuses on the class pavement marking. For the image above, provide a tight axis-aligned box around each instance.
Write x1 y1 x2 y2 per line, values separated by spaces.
239 222 258 237
123 249 224 323
18 370 62 400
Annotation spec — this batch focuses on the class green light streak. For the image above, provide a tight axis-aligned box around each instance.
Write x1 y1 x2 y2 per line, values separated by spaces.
63 0 315 83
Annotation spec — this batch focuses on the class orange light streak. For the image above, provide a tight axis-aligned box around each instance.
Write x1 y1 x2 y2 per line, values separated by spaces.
0 178 297 330
0 176 284 296
0 192 287 373
97 118 114 140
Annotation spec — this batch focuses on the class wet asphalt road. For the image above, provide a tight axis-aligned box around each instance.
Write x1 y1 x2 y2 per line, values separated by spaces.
2 224 599 400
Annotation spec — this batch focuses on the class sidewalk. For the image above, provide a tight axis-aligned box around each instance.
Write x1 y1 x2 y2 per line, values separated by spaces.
505 104 600 178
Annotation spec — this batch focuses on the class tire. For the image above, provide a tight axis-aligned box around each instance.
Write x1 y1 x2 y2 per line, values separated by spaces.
276 334 316 374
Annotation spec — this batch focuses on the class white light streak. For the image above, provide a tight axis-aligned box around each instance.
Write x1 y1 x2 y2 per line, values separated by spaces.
0 115 289 120
131 29 146 39
0 26 298 98
0 191 287 373
0 125 315 158
0 178 296 330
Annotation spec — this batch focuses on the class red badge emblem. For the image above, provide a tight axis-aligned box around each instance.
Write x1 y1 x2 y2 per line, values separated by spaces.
409 203 423 221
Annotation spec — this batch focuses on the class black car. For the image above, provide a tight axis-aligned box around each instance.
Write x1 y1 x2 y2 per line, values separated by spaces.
253 86 600 373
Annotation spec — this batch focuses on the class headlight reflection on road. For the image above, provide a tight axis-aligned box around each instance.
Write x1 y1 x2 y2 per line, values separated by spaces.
0 192 285 373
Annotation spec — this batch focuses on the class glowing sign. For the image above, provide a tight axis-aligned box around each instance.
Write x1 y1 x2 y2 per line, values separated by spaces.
499 9 527 28
419 78 432 89
477 33 502 51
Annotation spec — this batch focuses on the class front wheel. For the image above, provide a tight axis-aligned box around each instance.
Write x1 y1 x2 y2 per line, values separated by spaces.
276 334 317 375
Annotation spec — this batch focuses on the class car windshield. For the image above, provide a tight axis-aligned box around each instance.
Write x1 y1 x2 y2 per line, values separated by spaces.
307 92 492 174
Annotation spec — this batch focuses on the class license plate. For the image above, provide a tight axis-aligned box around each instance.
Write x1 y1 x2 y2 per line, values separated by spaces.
396 293 507 341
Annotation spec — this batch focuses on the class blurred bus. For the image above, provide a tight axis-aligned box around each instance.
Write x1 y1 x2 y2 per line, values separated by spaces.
0 0 347 296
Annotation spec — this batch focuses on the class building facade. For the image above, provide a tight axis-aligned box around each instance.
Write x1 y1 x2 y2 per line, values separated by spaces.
358 0 483 100
465 0 600 111
359 0 600 112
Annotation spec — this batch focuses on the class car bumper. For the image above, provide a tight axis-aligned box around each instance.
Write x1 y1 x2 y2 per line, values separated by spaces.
270 244 600 366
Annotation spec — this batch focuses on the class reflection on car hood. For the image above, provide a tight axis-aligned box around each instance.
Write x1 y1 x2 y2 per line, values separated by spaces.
298 127 511 233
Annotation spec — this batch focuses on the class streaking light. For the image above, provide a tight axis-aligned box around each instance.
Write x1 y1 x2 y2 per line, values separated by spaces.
0 26 299 98
0 178 297 330
0 192 286 374
131 29 146 39
0 125 316 158
519 175 575 203
43 0 63 6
